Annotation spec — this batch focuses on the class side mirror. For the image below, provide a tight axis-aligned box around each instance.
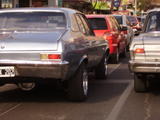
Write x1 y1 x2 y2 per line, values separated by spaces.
121 26 128 31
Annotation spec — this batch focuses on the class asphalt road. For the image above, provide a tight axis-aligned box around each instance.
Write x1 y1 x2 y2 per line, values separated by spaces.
0 56 159 120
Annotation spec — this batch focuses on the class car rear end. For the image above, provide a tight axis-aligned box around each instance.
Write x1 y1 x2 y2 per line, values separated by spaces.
129 32 160 73
86 15 117 55
129 9 160 92
0 9 69 83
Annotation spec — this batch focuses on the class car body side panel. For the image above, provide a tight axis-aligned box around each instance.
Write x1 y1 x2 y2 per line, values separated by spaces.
0 8 108 82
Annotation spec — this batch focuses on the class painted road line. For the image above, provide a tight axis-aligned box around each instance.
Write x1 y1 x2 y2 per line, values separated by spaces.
108 63 122 75
106 80 134 120
0 103 21 117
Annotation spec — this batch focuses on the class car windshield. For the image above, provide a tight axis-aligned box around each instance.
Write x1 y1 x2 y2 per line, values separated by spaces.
127 16 138 25
87 18 108 30
0 12 66 31
114 16 123 25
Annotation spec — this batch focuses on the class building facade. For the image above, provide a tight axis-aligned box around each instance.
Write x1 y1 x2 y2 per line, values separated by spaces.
0 0 58 8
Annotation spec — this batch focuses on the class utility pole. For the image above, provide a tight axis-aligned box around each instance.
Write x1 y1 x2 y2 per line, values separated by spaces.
111 0 122 11
134 0 137 15
110 0 114 11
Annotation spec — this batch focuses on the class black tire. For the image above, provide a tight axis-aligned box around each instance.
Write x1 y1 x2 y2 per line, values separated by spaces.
110 49 119 64
67 63 88 101
134 73 147 92
95 55 108 79
121 47 127 58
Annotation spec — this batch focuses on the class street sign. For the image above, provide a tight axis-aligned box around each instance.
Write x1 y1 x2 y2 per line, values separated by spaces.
114 0 120 8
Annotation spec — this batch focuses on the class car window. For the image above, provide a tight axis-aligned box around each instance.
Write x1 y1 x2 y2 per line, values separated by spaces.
112 17 121 30
75 14 86 34
110 17 119 31
126 19 131 26
114 16 123 25
0 12 66 31
127 16 138 25
87 18 108 30
71 14 79 32
78 14 94 36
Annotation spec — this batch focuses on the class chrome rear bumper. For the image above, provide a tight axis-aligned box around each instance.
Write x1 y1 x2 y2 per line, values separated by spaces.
0 60 69 80
129 60 160 73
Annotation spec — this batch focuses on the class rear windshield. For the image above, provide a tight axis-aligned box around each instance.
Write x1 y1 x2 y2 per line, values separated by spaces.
127 16 138 25
114 16 122 24
146 12 160 32
87 18 108 30
0 12 66 31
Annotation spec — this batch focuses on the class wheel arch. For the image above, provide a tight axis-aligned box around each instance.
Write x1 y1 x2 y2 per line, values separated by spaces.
79 54 88 66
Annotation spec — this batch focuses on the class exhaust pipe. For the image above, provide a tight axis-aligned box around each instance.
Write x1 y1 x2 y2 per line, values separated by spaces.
17 82 36 91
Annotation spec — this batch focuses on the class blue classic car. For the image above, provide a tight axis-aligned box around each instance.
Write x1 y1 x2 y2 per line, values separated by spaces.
0 8 109 101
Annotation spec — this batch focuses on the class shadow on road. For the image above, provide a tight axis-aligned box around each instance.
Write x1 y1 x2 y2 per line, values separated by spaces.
0 57 131 103
149 80 160 95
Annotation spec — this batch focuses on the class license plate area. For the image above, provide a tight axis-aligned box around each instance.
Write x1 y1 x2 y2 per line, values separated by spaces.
0 66 15 77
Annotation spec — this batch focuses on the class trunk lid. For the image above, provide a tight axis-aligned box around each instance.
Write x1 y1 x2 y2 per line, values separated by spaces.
0 30 65 51
93 30 110 37
143 32 160 62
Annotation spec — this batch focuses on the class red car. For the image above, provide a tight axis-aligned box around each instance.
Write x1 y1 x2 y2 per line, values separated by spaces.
86 14 127 63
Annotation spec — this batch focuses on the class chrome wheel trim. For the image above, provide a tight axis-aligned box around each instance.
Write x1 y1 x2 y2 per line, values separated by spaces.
104 57 108 76
82 69 88 96
116 49 119 62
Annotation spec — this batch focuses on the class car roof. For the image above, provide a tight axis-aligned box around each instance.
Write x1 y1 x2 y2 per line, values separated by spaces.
147 8 160 13
0 7 81 14
86 14 111 18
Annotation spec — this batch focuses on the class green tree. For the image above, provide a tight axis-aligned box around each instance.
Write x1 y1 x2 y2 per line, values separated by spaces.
137 0 152 11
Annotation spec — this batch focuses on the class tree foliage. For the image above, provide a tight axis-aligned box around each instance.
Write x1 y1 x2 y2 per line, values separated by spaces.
137 0 152 11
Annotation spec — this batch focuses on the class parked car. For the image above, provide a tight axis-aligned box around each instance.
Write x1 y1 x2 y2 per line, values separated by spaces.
127 15 142 35
86 14 127 63
113 14 134 49
0 8 109 101
129 8 160 92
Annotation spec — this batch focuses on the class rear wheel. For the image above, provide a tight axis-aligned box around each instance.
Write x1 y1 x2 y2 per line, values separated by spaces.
95 55 108 79
134 73 147 92
121 47 127 58
111 49 119 64
67 63 88 101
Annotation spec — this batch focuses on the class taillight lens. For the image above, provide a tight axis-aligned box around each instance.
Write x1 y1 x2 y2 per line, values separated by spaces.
134 48 145 54
103 33 113 41
40 54 61 60
48 54 61 59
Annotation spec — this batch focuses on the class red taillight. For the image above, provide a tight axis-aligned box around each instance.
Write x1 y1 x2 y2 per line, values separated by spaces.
40 54 61 60
134 48 145 54
48 54 61 59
